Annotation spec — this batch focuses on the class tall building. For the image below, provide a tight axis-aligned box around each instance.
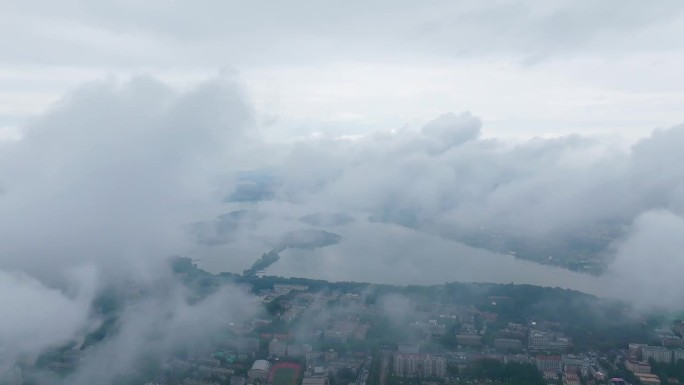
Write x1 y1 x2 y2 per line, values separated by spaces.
393 354 420 377
629 343 645 361
392 353 446 378
422 355 447 378
674 349 684 363
529 332 550 351
536 356 562 373
642 346 672 364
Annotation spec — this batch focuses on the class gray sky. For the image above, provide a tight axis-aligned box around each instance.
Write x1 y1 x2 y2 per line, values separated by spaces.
3 2 684 380
3 0 684 142
2 0 684 308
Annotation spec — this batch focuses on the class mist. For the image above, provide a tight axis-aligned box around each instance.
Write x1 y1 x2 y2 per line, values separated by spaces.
0 76 264 381
2 73 684 380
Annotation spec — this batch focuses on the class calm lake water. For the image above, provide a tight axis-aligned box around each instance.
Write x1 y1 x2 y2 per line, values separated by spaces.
195 210 607 297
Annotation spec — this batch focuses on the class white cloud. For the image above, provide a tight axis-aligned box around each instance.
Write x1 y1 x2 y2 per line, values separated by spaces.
2 1 684 139
605 210 684 309
3 0 684 375
0 76 263 377
0 268 95 375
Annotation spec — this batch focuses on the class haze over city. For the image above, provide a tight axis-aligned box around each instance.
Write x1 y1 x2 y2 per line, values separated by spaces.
2 1 684 385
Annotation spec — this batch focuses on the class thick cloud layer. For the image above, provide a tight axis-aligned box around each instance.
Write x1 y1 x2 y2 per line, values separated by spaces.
4 1 684 66
605 210 684 309
0 76 262 380
0 75 258 277
276 117 614 239
201 109 684 310
2 73 684 380
59 284 259 385
0 269 94 376
4 1 684 148
273 117 684 244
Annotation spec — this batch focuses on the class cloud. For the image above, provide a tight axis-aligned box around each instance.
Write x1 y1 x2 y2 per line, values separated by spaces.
4 1 684 67
605 210 684 309
0 75 257 278
183 107 684 311
0 268 95 375
0 75 262 378
276 122 616 239
3 69 684 380
58 284 259 385
4 1 684 149
378 293 417 327
271 120 684 247
420 112 481 152
193 113 684 310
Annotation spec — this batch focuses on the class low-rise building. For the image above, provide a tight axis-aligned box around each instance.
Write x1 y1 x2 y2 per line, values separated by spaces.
503 355 533 365
536 355 562 373
561 355 586 369
456 334 482 347
248 360 271 382
636 373 661 385
529 331 550 351
494 338 522 352
529 330 570 352
542 370 558 381
625 360 651 374
563 372 581 385
274 284 309 292
183 380 219 385
661 336 684 348
413 321 446 337
302 377 328 385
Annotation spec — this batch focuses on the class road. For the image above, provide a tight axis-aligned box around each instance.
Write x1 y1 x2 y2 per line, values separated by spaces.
356 357 371 385
378 350 390 385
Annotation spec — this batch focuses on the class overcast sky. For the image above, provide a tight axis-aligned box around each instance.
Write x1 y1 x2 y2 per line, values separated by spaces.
3 2 684 380
3 0 684 142
2 0 684 313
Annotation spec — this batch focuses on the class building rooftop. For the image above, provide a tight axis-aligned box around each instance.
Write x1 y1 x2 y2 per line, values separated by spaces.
302 377 327 385
251 360 270 371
